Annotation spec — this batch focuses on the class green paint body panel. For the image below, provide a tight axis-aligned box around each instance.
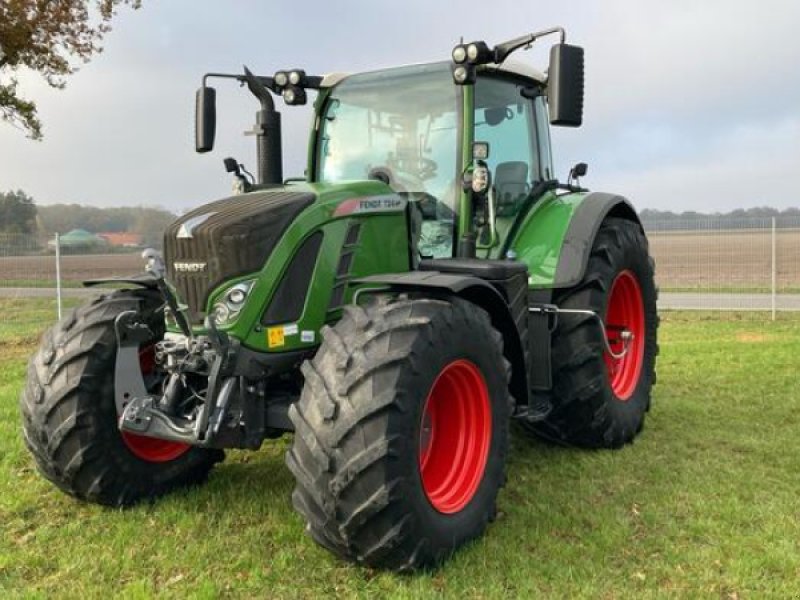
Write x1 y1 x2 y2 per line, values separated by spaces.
507 190 589 288
199 181 410 353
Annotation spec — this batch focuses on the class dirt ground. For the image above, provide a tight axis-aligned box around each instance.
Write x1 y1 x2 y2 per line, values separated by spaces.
0 228 798 290
648 228 800 290
0 253 143 283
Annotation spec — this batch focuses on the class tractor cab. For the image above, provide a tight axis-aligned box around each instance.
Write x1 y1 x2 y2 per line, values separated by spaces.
195 27 584 263
313 60 555 260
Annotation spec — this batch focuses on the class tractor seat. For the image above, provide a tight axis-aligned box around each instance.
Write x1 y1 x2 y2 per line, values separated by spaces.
494 161 529 217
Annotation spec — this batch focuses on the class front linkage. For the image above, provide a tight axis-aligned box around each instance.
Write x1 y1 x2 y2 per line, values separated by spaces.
115 311 245 448
113 253 291 451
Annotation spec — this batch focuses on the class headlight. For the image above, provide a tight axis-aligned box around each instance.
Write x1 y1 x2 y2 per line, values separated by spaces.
453 66 469 83
228 287 246 304
452 45 467 64
274 71 288 87
212 302 231 324
211 280 255 325
472 163 490 194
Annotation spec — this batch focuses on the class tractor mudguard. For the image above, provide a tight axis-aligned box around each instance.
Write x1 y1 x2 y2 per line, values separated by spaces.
355 265 530 408
510 191 641 289
83 273 159 289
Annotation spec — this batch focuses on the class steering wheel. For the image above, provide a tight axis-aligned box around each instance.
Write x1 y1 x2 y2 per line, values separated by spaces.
368 165 418 194
367 166 448 220
416 157 438 181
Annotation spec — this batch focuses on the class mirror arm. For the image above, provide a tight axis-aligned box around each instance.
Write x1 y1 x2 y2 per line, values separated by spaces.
492 26 566 63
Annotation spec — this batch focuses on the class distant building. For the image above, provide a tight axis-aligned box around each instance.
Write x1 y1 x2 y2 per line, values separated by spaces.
97 232 143 247
48 229 107 250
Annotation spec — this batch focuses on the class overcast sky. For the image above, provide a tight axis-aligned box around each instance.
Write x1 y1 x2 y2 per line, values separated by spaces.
1 0 798 213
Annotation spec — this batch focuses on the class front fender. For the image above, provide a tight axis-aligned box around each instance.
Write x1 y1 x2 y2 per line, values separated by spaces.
353 270 530 408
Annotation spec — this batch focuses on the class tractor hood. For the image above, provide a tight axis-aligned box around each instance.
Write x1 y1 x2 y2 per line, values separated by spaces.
164 189 315 322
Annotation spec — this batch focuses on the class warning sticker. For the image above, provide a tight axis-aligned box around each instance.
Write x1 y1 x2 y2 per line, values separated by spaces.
267 327 285 348
301 330 315 343
284 323 299 336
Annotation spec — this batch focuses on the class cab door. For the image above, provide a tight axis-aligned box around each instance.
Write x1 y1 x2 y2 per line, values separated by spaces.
473 75 550 257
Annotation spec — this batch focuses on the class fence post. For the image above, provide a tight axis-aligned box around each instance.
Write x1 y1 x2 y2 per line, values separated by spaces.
55 232 63 321
771 217 776 322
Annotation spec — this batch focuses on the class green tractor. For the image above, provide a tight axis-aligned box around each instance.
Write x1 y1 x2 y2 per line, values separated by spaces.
21 27 657 571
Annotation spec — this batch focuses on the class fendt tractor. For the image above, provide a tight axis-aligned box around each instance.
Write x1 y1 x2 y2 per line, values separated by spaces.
21 27 658 570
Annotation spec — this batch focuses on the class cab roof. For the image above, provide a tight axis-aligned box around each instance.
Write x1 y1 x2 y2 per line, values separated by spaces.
320 60 546 88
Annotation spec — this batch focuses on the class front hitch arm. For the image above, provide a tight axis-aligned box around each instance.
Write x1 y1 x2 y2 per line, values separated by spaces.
114 310 240 448
113 311 153 417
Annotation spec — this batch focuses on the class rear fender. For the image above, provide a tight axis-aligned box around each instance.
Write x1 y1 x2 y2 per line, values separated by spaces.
510 191 641 289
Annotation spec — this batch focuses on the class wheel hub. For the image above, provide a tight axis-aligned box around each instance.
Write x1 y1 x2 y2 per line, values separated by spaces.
418 359 492 514
604 270 646 400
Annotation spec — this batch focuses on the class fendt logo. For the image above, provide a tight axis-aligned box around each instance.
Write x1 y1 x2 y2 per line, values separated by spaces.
333 195 408 217
173 262 207 273
176 212 216 239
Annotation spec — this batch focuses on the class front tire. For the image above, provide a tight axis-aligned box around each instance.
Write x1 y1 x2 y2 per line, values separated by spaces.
287 296 511 571
20 289 223 507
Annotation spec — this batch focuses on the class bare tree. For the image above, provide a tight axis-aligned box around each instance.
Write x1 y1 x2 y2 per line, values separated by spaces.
0 0 141 140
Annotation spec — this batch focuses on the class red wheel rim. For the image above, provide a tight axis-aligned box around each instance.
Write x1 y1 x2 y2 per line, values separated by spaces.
418 359 492 514
120 345 191 463
604 270 646 401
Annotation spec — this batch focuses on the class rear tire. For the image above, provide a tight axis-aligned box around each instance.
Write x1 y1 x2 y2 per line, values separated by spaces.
287 295 511 571
526 217 658 448
20 289 223 507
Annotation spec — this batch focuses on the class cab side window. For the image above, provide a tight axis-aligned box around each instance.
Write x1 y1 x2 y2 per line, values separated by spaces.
474 77 540 254
475 78 539 215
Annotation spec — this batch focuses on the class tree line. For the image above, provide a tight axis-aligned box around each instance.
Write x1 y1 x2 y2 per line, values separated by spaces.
640 206 800 230
0 189 176 248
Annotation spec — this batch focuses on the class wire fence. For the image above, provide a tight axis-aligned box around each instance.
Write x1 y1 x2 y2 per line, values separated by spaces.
644 216 800 318
1 218 799 334
0 233 142 334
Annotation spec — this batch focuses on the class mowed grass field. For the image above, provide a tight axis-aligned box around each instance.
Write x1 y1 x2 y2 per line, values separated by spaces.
1 302 799 598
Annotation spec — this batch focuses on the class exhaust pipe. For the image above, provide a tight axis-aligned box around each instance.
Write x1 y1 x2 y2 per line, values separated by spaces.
195 67 284 186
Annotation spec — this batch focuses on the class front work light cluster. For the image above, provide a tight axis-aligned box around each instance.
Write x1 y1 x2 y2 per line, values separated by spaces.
212 280 255 326
450 27 567 85
272 69 308 105
451 40 494 85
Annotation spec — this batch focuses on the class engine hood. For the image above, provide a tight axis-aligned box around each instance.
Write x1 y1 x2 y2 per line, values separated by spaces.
163 188 315 322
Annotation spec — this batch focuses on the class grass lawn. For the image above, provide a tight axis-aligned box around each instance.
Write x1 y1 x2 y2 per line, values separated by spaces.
1 308 798 598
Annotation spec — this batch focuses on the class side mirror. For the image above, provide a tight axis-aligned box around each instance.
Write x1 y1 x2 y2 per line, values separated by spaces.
570 162 588 179
195 86 217 153
547 43 584 127
223 157 240 174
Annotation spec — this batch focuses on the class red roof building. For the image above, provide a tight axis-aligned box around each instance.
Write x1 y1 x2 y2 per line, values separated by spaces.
97 232 143 247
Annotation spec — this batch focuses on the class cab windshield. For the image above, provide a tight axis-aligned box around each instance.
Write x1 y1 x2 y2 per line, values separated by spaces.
318 63 459 257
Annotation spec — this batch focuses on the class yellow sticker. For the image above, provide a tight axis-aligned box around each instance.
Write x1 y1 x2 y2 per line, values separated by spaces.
267 326 285 348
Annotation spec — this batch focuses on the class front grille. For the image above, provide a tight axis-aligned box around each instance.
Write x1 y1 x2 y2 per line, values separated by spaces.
164 190 314 322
